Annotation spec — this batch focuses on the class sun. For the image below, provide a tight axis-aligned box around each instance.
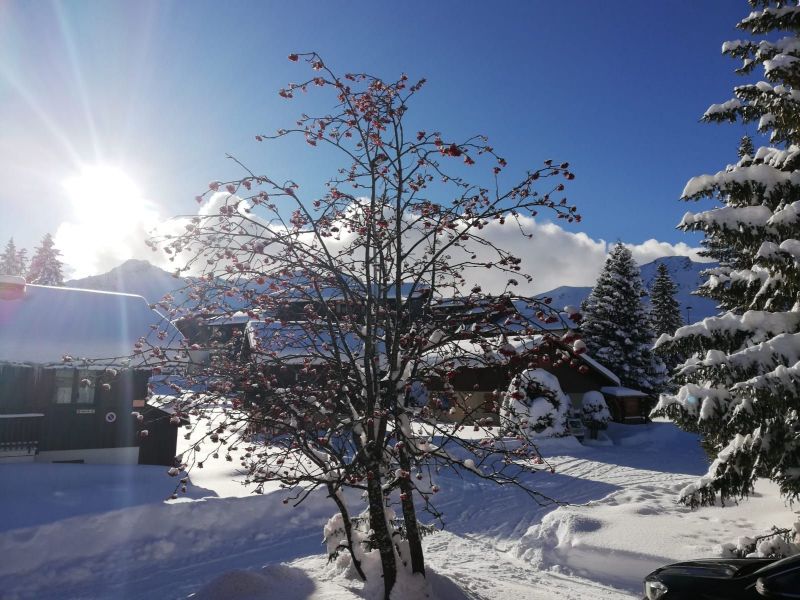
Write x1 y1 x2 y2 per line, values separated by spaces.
62 165 152 228
56 164 161 278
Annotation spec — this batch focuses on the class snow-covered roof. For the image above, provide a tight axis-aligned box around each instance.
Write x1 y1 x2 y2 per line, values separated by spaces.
510 298 579 331
421 335 620 386
600 386 649 398
432 296 577 335
0 283 184 367
245 320 367 365
273 273 429 302
421 334 545 368
581 356 621 386
204 312 253 326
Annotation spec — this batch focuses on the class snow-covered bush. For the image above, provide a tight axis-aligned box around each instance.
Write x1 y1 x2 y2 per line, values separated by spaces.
500 369 569 438
581 391 610 433
324 508 435 599
719 521 800 559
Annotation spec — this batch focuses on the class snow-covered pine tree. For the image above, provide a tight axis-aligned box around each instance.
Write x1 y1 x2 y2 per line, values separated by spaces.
650 263 685 375
654 1 800 507
581 242 666 394
738 134 755 160
0 238 27 276
650 263 684 338
695 136 756 283
27 233 64 286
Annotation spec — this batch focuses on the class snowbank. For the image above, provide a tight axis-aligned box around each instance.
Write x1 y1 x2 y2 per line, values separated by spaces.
1 419 796 599
192 565 327 600
514 478 798 592
0 489 336 599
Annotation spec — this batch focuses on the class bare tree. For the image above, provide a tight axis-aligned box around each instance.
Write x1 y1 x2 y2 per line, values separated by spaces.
146 53 585 599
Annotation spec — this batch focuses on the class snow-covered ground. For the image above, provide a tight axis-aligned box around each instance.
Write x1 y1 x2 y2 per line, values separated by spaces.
1 421 797 599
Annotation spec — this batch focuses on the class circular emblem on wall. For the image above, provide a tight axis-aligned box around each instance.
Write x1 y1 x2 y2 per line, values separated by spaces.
105 412 117 423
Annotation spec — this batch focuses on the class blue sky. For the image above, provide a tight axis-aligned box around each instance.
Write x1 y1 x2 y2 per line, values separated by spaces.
0 1 751 283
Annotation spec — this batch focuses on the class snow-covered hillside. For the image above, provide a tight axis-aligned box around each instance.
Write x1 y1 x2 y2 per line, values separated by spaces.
538 256 718 323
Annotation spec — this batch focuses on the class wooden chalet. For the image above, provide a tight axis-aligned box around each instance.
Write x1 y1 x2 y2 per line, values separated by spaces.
422 335 641 424
0 276 185 465
275 282 430 324
428 295 580 337
599 386 656 423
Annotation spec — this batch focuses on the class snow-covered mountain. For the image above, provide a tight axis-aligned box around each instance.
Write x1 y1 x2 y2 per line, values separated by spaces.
65 255 720 323
537 255 719 324
65 259 186 303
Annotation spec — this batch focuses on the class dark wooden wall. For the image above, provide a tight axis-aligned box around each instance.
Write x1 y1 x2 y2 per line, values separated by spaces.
138 406 180 466
0 365 177 460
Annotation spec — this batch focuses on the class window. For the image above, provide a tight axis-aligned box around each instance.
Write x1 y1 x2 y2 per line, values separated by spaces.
76 370 95 404
53 370 74 404
52 369 97 404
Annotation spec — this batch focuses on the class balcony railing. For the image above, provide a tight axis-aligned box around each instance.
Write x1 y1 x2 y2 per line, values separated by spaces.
0 413 44 460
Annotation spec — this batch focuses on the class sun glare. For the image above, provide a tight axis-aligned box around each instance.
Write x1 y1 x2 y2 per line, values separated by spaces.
56 164 161 277
63 165 151 227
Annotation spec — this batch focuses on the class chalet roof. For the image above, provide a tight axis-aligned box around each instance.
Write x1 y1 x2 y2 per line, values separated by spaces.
430 296 578 333
600 385 649 397
0 281 184 368
421 334 620 386
509 298 580 331
204 312 253 326
581 356 621 386
245 320 367 365
421 334 545 368
272 275 429 302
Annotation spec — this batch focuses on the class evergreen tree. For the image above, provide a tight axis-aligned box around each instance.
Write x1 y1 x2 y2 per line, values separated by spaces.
581 242 666 394
17 248 27 276
27 233 64 286
738 134 754 160
655 2 800 507
0 238 27 276
650 263 684 337
649 263 685 375
697 135 756 274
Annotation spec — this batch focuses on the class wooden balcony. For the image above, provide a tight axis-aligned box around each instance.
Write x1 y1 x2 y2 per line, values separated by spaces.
0 413 44 461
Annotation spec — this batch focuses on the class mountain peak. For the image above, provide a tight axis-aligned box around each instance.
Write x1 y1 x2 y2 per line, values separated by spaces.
111 259 167 275
649 255 695 271
65 259 184 303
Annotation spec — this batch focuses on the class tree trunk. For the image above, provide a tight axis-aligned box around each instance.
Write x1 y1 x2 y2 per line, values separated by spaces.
328 483 367 581
367 469 397 599
398 448 425 575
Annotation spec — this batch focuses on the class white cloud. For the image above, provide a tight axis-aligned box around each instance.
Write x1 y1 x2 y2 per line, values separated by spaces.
624 238 709 266
55 193 709 294
455 215 711 294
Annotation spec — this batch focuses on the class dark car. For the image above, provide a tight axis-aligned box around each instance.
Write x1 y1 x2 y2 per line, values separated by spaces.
643 554 800 599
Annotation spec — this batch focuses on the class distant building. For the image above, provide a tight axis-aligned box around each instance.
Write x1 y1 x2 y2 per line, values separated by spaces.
0 276 185 465
421 335 624 424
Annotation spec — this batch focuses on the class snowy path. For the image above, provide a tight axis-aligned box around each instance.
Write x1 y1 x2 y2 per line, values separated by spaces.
1 422 795 599
423 531 637 599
